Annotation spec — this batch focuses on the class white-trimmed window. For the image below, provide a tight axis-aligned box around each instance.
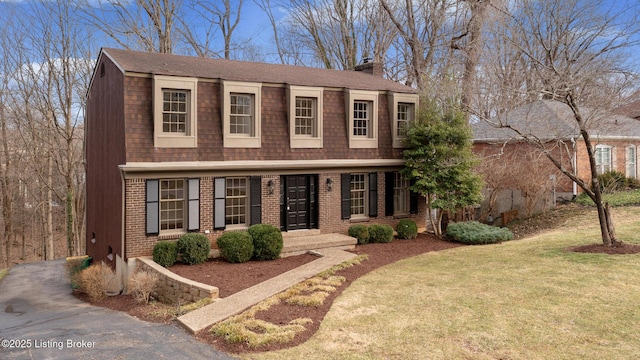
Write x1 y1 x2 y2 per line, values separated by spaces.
345 89 378 148
225 177 248 227
350 174 367 217
595 144 612 175
393 172 410 216
153 75 198 148
287 85 323 148
627 145 637 179
388 93 419 148
222 81 262 148
160 179 185 231
146 178 200 236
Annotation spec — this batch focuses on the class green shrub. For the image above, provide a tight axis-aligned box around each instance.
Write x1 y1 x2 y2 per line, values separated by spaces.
369 224 394 243
248 224 283 261
446 221 513 245
177 233 211 265
216 231 254 263
597 170 628 193
396 219 418 239
348 224 370 244
153 241 178 267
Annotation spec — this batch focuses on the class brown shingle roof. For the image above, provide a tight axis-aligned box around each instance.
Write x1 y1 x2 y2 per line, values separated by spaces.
101 48 417 94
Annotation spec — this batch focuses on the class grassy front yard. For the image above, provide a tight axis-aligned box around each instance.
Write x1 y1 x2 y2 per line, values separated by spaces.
246 207 640 360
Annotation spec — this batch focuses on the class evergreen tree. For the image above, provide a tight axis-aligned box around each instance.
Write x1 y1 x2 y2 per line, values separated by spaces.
402 103 483 237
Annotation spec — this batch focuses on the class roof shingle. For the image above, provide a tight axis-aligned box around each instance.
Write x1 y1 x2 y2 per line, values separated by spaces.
101 48 417 94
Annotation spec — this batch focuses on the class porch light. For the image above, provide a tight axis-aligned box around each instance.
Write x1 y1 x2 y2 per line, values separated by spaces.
326 178 333 192
267 180 274 195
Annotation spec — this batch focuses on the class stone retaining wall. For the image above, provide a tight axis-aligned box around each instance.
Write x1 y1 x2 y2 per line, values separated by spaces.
134 257 219 305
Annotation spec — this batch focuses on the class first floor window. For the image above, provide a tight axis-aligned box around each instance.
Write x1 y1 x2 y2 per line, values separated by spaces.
393 173 410 215
350 173 367 216
226 177 248 226
627 145 637 179
162 89 188 134
230 94 254 135
160 179 185 231
595 145 612 175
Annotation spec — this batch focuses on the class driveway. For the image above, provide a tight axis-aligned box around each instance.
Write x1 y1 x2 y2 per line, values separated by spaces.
0 259 236 360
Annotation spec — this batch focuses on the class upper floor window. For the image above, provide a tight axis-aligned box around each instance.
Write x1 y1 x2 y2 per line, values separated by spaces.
627 145 637 179
388 93 419 148
288 85 323 148
345 89 378 149
222 81 262 148
595 144 612 175
153 75 198 148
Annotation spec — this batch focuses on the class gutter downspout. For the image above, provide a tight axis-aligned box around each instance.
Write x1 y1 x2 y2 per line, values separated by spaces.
571 137 577 198
119 166 127 293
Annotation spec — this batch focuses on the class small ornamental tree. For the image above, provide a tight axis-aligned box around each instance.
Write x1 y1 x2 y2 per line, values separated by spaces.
402 102 483 238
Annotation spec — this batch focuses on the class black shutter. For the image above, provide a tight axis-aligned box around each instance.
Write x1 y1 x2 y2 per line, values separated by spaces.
250 176 262 225
385 172 394 216
368 172 378 217
145 179 159 235
341 173 351 220
214 178 226 230
410 179 419 214
187 178 200 232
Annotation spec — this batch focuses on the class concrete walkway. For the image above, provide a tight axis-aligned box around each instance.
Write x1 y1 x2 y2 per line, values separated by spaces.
0 259 235 360
178 248 358 333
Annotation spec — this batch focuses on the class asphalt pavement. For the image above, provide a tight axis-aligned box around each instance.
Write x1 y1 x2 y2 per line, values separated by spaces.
0 259 236 360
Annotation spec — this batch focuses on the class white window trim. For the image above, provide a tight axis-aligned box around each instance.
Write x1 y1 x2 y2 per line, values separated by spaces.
225 177 249 229
153 75 198 148
287 85 323 148
627 145 637 179
595 144 613 175
345 89 378 149
388 93 419 148
350 173 368 219
222 80 262 148
159 178 187 236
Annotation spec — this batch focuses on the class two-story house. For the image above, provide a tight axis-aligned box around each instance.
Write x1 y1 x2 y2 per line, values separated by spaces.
85 48 424 282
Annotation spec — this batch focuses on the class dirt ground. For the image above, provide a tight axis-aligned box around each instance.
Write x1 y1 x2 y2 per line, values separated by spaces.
84 204 640 355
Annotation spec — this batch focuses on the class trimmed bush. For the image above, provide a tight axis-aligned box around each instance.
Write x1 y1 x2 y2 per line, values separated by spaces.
446 221 513 245
217 231 254 263
248 224 283 261
348 224 370 244
177 233 211 265
396 219 418 239
153 241 178 267
369 224 394 243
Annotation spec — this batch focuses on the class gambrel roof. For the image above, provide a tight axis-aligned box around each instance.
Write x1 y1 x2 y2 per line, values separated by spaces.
98 48 417 94
472 100 640 142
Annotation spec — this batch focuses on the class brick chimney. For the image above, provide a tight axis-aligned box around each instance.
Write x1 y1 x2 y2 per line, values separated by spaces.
354 57 383 77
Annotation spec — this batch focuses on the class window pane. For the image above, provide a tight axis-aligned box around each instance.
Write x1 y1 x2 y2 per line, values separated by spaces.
353 101 369 137
295 97 315 136
230 94 253 135
162 89 188 134
160 179 185 231
394 172 410 215
350 174 366 216
397 103 414 137
226 177 248 226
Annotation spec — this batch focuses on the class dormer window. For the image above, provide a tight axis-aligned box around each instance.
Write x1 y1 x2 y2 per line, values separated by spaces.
153 75 198 148
346 89 378 149
287 85 323 148
388 93 419 148
222 81 262 148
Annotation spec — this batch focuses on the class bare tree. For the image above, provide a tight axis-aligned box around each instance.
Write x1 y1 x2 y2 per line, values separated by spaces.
477 0 640 246
182 0 243 58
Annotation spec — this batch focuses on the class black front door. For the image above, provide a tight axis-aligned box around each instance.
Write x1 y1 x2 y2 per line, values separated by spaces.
281 175 318 231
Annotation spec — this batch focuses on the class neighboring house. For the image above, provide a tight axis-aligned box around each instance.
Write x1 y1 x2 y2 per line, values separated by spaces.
85 48 424 280
472 100 640 220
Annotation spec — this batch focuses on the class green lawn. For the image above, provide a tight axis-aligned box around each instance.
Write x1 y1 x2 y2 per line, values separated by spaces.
245 207 640 360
